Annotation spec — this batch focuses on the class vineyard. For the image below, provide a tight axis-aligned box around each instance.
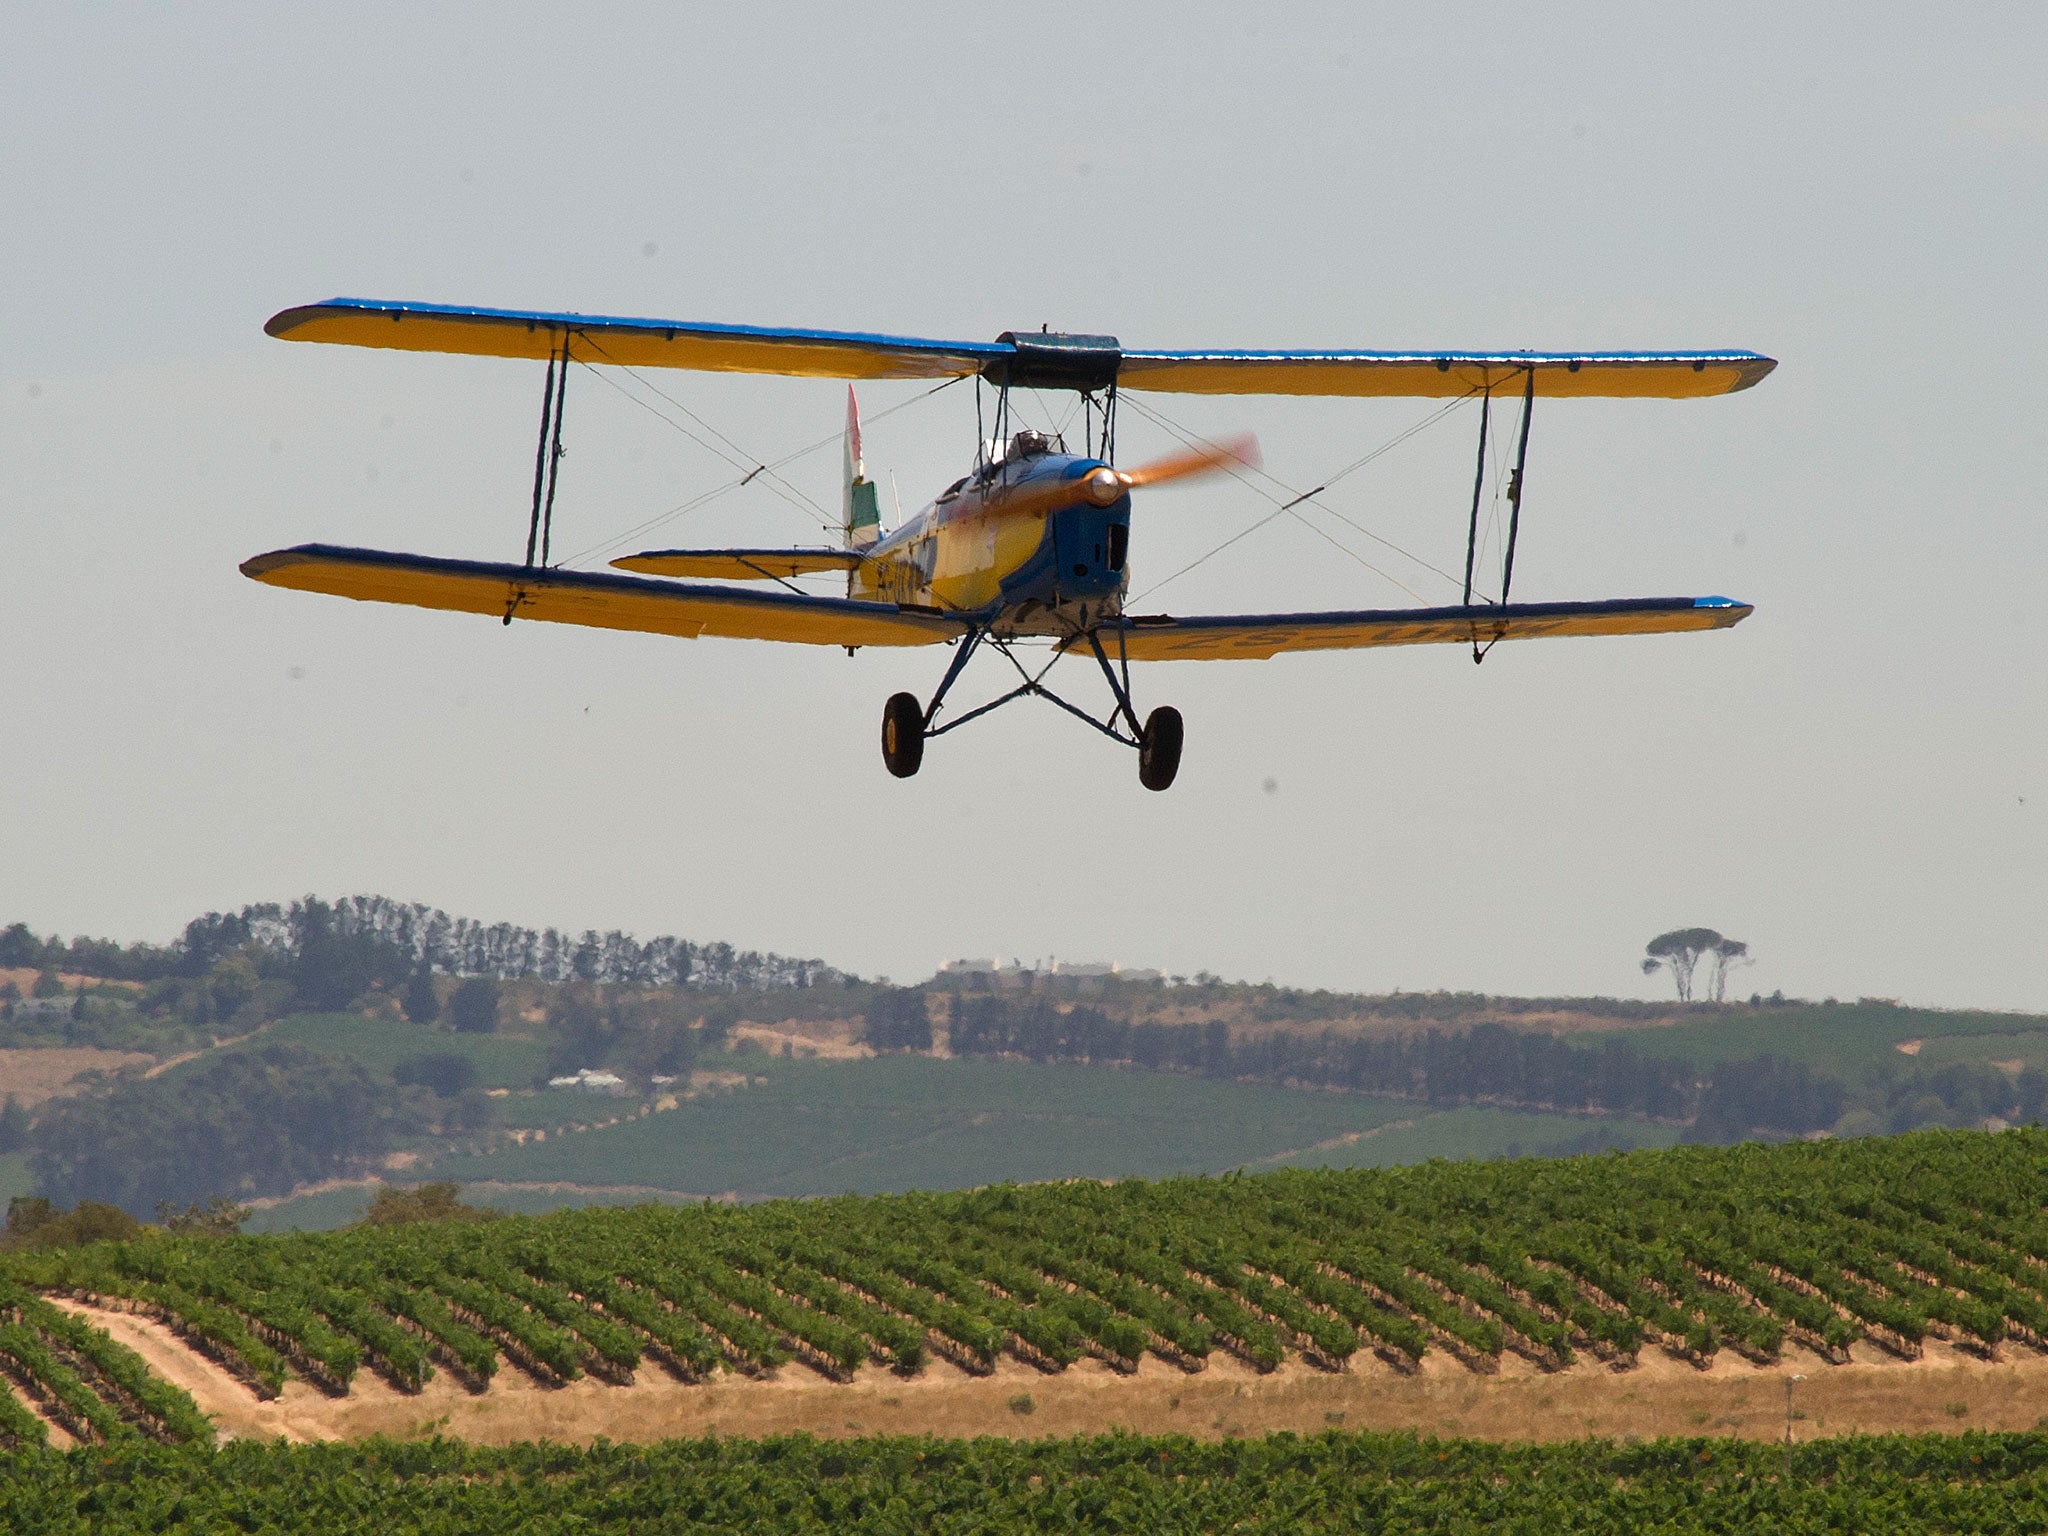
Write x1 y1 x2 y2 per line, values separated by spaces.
0 1282 211 1449
6 1128 2048 1446
5 1429 2048 1533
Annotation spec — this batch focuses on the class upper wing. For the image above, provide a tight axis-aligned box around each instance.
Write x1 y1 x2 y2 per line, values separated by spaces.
265 298 1005 380
610 548 865 581
267 299 1773 398
1078 596 1751 661
1116 349 1775 399
241 545 964 648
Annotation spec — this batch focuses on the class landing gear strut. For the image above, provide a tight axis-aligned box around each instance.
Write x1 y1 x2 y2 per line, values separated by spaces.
880 623 1184 789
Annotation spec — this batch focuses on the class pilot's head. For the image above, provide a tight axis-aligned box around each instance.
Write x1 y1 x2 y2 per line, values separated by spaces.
1010 429 1056 458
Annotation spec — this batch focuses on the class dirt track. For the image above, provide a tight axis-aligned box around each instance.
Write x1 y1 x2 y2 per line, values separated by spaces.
0 1047 154 1108
45 1301 2048 1447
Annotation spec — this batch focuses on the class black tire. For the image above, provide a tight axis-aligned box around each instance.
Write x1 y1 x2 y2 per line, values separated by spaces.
1138 705 1183 792
881 692 925 778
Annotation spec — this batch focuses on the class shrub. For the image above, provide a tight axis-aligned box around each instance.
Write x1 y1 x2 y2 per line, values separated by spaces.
448 978 500 1035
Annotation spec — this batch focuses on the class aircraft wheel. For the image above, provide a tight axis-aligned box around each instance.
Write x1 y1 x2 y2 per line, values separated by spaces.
881 692 925 778
1138 705 1183 792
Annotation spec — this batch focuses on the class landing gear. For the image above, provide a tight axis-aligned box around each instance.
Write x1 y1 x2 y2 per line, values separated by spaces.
881 623 1183 788
881 692 924 778
1138 706 1183 792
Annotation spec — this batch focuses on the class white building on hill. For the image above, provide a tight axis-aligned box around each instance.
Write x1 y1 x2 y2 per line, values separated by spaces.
546 1067 629 1095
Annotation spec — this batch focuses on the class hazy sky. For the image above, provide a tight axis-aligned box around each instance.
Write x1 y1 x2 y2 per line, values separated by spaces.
4 5 2044 1009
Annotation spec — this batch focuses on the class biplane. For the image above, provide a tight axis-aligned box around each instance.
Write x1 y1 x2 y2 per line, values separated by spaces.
243 299 1774 790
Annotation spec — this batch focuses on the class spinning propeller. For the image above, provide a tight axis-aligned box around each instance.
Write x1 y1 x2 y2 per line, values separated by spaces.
992 434 1260 520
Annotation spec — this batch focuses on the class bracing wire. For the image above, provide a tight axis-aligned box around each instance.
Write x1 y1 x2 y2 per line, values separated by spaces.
1120 392 1477 605
551 358 1476 608
761 374 965 470
553 371 964 569
553 476 758 572
1122 390 1471 582
571 353 828 526
1127 504 1294 608
571 363 824 529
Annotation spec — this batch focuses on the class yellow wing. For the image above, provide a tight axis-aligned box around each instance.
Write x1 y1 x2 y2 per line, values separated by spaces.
610 548 866 581
241 546 964 648
1077 597 1751 661
1116 351 1775 400
266 300 1773 399
265 300 1002 380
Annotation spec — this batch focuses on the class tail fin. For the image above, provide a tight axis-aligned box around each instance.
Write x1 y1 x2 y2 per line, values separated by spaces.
843 387 881 587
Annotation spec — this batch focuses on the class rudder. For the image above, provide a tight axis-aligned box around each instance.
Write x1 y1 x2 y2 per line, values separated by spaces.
843 387 881 595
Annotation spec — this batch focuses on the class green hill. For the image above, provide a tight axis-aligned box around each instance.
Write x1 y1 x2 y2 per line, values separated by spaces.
15 902 2048 1229
247 1052 1680 1230
1610 999 2048 1071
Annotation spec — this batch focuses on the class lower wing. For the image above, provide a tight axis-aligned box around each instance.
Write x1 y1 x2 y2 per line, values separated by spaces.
1076 596 1750 661
240 545 964 648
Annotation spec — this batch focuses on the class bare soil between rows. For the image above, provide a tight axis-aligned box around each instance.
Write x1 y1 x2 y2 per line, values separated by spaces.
45 1301 2048 1447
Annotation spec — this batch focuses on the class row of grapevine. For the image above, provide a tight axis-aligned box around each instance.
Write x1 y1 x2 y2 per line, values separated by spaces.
5 1428 2048 1532
0 1283 211 1447
5 1128 2048 1422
